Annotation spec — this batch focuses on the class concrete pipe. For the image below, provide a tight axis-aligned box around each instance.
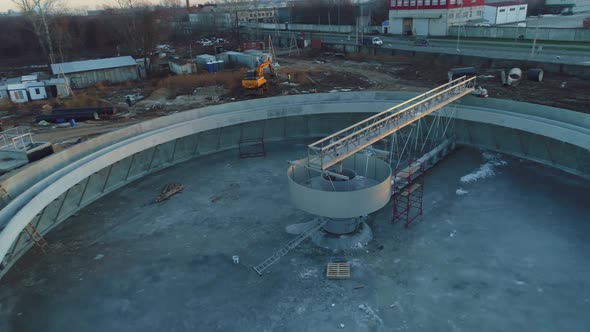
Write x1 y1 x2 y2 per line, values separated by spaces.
448 67 476 82
507 68 522 86
528 68 544 82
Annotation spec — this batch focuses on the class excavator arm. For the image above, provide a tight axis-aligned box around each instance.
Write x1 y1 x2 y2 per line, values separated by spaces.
256 59 274 78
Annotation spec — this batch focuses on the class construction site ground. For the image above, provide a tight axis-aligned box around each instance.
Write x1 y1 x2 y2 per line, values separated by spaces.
1 51 588 148
1 142 589 332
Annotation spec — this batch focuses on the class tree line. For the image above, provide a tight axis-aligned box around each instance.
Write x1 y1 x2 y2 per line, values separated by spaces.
1 0 178 68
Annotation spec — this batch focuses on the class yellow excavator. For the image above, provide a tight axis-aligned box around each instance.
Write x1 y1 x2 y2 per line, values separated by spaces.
241 57 275 94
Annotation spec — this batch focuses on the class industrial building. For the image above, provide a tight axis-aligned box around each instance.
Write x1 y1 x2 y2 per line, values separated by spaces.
189 11 234 30
237 7 277 23
389 0 486 36
484 1 528 25
50 56 139 89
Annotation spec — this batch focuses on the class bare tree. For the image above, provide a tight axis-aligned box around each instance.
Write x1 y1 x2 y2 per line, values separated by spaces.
12 0 62 64
160 0 182 7
116 0 150 9
51 15 72 63
116 0 159 74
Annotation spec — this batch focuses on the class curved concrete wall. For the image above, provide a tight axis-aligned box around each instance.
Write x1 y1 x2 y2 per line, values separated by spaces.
0 92 588 277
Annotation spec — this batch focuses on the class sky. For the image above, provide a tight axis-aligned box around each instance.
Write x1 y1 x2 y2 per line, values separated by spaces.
0 0 207 12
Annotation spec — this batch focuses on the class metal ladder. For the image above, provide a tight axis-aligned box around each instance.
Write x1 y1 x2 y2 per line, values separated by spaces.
253 219 327 275
24 222 48 253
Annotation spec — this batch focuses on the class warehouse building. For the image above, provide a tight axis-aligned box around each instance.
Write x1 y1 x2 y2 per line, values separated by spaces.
389 0 486 36
50 56 139 89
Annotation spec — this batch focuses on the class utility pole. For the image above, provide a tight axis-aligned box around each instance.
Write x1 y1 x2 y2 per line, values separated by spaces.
356 16 359 44
530 15 540 57
456 24 461 52
338 0 341 26
360 4 363 42
456 3 463 52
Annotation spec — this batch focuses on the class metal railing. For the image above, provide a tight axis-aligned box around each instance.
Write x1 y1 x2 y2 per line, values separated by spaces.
307 76 476 170
0 127 34 151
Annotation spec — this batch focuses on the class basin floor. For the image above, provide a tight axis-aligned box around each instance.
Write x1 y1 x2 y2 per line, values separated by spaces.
1 140 589 332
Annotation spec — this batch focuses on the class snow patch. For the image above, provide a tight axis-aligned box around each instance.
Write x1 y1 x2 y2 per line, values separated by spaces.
460 152 507 183
455 188 469 196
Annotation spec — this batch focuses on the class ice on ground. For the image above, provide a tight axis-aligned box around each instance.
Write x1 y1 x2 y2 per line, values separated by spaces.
460 163 495 183
351 242 365 249
299 267 318 279
358 304 383 324
286 220 319 234
482 152 508 166
460 152 507 183
456 188 469 195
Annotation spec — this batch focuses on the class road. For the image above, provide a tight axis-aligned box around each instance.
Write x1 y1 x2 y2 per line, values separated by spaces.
314 33 590 66
246 29 590 66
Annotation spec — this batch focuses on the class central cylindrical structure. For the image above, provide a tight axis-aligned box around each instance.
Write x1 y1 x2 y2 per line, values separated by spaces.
288 153 392 239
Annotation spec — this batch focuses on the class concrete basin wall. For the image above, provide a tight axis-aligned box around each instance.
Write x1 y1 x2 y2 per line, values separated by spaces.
0 92 588 277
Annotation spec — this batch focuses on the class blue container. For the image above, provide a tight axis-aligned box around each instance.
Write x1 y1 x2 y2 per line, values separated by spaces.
69 118 76 127
207 62 214 73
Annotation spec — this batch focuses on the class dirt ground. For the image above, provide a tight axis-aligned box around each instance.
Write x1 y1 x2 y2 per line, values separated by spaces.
1 50 588 147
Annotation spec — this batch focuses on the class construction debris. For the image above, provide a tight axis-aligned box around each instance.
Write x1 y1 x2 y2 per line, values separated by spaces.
154 183 184 203
471 86 489 98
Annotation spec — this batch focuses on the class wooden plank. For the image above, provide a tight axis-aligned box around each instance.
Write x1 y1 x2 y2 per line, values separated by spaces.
397 165 420 178
400 183 421 197
326 262 351 279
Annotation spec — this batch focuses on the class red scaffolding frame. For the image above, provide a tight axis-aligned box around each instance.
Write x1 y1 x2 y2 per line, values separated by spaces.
392 159 425 228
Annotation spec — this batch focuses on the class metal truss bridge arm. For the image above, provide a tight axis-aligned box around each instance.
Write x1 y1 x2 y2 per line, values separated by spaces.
306 76 476 170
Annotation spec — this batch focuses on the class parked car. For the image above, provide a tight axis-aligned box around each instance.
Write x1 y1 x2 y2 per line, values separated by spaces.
414 38 429 46
362 37 383 46
584 17 590 28
198 37 225 46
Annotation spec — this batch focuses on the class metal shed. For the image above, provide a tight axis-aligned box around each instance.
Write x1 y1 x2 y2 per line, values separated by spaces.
50 56 139 89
